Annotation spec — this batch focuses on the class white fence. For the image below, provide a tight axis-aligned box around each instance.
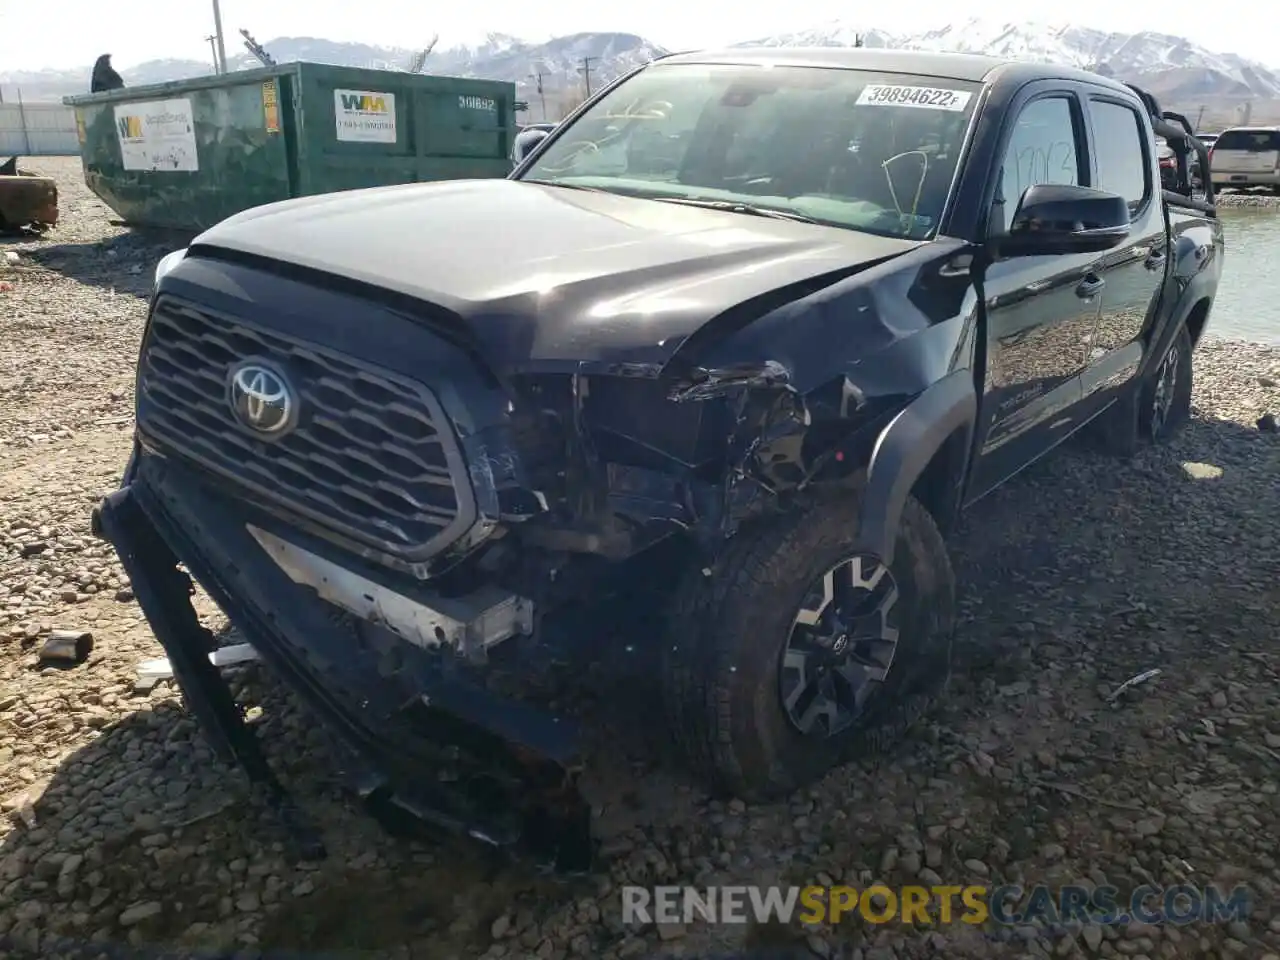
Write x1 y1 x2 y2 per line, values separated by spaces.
0 103 80 156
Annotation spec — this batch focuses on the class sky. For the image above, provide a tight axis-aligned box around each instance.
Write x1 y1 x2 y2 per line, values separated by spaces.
0 0 1276 72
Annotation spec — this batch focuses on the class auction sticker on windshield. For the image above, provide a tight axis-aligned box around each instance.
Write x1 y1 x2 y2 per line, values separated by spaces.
856 85 973 111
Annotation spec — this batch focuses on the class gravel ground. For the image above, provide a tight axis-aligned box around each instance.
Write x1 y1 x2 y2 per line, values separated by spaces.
2 156 1279 960
1214 191 1280 208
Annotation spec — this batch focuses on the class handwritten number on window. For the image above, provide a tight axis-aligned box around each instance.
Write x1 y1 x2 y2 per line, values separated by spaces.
1011 141 1077 197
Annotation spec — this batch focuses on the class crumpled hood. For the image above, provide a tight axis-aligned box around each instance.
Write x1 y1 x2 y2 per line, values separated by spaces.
191 179 921 370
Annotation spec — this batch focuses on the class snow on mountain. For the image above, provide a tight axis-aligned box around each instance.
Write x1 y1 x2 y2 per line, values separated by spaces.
908 21 1083 64
0 32 667 108
430 32 530 60
737 18 1280 99
4 20 1275 108
734 23 898 51
431 32 665 88
227 37 407 72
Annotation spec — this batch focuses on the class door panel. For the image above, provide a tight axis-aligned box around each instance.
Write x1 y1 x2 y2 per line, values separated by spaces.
971 254 1098 492
969 94 1097 498
1080 97 1169 402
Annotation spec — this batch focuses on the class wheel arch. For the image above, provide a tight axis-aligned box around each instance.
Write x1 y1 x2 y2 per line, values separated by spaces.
849 368 977 566
1139 292 1213 390
909 422 973 536
1183 296 1213 349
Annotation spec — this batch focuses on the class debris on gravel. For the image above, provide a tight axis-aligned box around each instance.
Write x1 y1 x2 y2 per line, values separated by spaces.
2 157 1279 959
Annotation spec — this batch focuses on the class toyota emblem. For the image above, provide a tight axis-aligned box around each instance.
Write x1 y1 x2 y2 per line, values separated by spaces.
226 360 297 436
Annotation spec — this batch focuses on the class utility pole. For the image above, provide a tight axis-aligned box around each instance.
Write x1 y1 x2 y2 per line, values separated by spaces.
579 56 597 97
530 70 547 121
211 0 228 73
16 87 31 156
205 35 220 74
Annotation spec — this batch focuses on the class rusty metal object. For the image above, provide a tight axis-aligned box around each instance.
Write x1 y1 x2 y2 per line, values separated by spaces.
39 630 95 665
0 164 59 231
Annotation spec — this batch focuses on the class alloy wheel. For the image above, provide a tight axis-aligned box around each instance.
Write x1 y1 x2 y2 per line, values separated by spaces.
779 555 901 738
1150 338 1182 439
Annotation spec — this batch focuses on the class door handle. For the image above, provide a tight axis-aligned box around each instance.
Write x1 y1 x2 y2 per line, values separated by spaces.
1075 274 1105 299
1144 250 1167 270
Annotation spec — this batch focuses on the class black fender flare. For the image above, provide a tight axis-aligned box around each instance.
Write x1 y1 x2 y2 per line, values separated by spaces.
849 368 977 566
1140 271 1217 383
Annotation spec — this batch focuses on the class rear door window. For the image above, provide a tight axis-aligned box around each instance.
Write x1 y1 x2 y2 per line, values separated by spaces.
1214 129 1280 151
1089 99 1150 213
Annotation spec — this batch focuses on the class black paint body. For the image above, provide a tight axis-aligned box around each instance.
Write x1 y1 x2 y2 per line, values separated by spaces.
96 48 1224 866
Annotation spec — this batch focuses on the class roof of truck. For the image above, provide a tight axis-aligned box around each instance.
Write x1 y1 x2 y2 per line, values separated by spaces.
654 46 1134 93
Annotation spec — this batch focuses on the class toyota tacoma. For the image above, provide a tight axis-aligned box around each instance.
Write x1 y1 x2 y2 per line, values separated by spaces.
93 48 1223 872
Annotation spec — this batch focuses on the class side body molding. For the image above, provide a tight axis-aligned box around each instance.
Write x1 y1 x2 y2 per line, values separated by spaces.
851 368 977 566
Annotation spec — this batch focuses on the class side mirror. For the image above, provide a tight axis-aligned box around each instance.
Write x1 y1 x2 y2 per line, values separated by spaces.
993 183 1131 258
512 128 551 166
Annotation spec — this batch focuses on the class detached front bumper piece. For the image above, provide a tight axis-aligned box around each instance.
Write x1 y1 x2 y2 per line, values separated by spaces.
92 454 593 873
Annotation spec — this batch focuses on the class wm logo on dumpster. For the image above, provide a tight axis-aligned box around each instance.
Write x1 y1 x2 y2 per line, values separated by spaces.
339 93 387 114
117 115 143 139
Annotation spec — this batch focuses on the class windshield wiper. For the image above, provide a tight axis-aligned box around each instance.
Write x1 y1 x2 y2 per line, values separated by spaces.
652 197 821 224
521 178 610 193
522 183 825 224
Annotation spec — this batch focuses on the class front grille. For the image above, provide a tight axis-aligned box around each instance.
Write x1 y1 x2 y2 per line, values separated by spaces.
137 296 474 560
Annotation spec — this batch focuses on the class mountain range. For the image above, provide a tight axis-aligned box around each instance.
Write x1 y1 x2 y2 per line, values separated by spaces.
747 20 1280 101
2 19 1276 118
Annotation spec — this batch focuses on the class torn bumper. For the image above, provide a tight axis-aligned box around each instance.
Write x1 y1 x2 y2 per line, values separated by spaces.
92 452 592 872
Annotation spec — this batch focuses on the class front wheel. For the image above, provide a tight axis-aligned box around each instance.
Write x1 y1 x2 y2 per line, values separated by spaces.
661 485 956 800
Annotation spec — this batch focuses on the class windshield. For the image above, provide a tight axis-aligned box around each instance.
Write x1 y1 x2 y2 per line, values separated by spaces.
1214 129 1280 152
518 62 982 240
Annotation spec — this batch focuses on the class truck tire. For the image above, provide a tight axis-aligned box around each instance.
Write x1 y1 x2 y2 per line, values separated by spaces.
662 483 955 801
1138 321 1193 443
1087 320 1194 456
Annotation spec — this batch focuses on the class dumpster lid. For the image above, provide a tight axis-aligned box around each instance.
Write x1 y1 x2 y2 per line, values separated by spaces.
64 63 300 106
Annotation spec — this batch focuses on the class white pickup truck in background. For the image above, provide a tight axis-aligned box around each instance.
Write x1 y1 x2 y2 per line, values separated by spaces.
1208 126 1280 193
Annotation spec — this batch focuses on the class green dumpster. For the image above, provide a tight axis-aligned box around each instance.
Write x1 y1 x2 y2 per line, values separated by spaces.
64 63 517 231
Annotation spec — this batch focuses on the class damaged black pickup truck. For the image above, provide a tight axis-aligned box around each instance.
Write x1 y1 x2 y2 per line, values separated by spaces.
93 48 1223 871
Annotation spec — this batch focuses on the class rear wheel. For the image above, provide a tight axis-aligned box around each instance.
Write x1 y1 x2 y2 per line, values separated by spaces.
1087 321 1194 457
1139 322 1194 443
662 484 955 800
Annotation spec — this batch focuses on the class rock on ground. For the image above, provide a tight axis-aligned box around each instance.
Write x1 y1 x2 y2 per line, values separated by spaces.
1 157 1279 959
